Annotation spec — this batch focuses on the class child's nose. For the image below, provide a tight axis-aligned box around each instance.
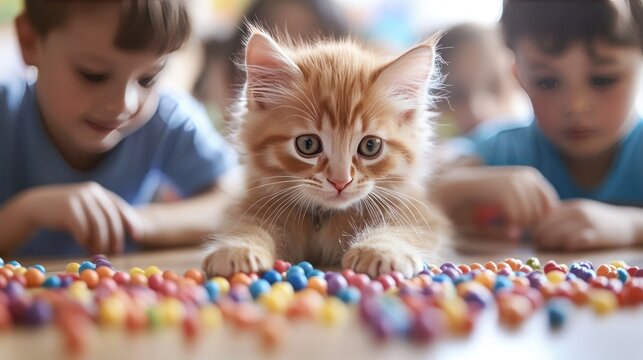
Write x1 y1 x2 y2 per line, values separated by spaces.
563 87 591 117
105 83 139 119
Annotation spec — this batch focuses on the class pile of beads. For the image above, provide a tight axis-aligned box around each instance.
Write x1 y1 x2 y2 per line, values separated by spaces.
0 255 642 354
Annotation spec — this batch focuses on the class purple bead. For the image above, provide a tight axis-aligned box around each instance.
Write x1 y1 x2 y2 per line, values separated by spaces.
419 269 432 276
372 316 395 340
497 268 513 277
95 259 114 269
24 299 53 326
327 275 348 296
464 292 488 309
529 275 545 288
358 297 381 324
91 254 107 263
421 285 434 296
398 286 419 297
410 307 444 343
59 276 74 288
442 267 461 280
440 262 456 271
4 280 25 299
579 261 594 270
228 285 252 302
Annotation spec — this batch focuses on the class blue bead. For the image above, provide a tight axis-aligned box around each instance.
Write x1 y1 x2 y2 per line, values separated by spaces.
287 273 308 291
296 261 314 274
79 261 96 273
8 260 21 268
306 269 325 278
249 279 271 299
493 275 514 292
204 281 220 302
337 286 361 304
262 269 283 284
617 268 629 283
286 265 305 278
547 299 569 328
431 274 451 283
566 273 577 281
0 257 4 266
32 264 46 274
43 276 62 288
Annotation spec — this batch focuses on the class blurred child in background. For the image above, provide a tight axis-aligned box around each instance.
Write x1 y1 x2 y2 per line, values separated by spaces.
432 23 529 161
433 0 643 251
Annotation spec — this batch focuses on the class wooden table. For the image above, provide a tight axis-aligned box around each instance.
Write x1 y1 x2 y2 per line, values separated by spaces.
2 242 643 360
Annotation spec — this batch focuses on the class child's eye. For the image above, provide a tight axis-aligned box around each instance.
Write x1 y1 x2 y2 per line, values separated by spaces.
536 78 559 90
590 76 617 87
79 71 108 83
138 76 158 88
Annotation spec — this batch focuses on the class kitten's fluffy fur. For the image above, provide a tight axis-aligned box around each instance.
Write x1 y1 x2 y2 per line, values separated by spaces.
202 27 451 278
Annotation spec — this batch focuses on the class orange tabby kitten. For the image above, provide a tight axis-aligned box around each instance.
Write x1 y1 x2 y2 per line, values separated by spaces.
202 27 451 278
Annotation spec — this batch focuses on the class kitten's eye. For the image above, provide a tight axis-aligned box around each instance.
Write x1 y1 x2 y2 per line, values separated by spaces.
358 136 382 158
295 134 322 157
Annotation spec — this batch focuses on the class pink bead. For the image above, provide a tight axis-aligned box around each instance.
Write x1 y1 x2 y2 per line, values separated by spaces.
349 273 371 291
273 260 290 274
112 272 131 286
148 274 164 291
389 271 406 285
376 274 396 290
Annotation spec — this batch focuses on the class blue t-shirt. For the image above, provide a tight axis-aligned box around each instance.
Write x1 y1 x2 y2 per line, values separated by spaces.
475 119 643 206
0 78 238 256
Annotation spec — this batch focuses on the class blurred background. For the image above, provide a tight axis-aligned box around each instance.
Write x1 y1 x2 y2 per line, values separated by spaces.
0 0 640 137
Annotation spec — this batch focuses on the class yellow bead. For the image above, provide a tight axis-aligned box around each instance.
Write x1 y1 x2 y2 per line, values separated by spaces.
546 270 567 285
319 298 347 326
210 277 230 295
99 296 127 326
439 297 468 331
474 269 496 289
68 281 91 301
14 267 27 276
66 262 81 274
158 298 185 326
259 292 288 313
144 265 162 277
589 289 618 315
129 267 146 278
271 282 295 301
200 305 223 329
610 260 628 269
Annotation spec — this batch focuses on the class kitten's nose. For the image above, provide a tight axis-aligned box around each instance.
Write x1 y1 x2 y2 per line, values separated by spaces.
327 177 353 193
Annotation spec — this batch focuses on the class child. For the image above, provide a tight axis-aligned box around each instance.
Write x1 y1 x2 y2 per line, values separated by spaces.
0 0 238 257
433 23 528 140
433 0 643 250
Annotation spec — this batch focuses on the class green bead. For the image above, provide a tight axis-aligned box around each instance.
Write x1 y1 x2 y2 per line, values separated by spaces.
526 257 541 270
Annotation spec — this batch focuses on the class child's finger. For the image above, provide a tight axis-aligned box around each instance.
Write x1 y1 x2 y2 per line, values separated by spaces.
79 192 109 254
108 193 145 246
93 190 126 254
66 196 90 248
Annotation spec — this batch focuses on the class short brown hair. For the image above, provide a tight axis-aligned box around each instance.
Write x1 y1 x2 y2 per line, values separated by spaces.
24 0 191 54
501 0 643 55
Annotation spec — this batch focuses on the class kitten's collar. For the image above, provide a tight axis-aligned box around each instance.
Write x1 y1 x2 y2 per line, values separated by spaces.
312 206 331 231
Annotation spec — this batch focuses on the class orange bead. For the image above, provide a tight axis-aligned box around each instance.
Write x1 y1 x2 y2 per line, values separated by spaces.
512 277 530 289
130 273 148 287
0 268 14 279
230 272 253 287
497 262 512 271
469 263 484 271
484 261 498 272
184 268 205 285
96 267 115 279
307 277 327 295
458 264 471 274
597 264 611 277
163 270 180 282
605 270 618 279
559 264 568 273
80 269 100 289
25 268 45 288
504 258 522 272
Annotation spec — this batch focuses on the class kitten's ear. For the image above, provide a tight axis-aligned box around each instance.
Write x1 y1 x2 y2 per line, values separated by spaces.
245 31 301 110
375 43 435 121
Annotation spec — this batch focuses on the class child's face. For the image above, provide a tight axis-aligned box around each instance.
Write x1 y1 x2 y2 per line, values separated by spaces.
32 5 168 161
514 40 642 160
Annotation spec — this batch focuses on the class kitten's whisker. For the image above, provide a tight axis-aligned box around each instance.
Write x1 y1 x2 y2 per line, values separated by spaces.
259 186 302 227
376 186 432 232
372 190 420 237
246 179 310 192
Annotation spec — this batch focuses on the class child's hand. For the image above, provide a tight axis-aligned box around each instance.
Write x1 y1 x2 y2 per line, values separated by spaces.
533 200 639 250
21 182 143 254
445 166 559 233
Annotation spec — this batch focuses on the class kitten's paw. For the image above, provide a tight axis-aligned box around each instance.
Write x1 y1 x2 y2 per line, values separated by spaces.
202 245 274 277
342 245 424 278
